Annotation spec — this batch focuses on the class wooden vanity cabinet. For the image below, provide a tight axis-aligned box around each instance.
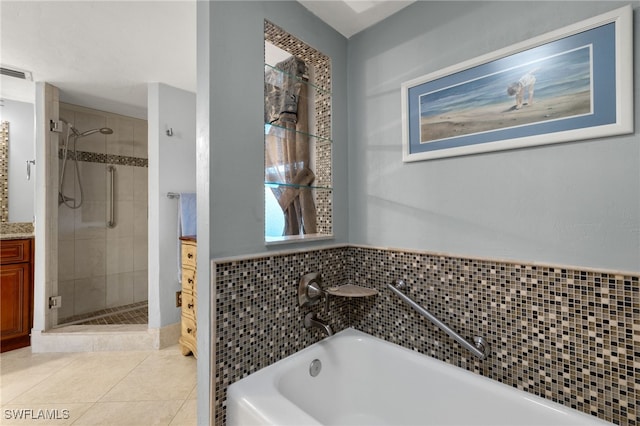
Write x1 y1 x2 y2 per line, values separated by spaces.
1 238 34 352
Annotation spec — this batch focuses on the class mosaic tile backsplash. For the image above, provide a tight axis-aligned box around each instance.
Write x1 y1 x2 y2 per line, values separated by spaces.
214 247 350 424
214 245 639 425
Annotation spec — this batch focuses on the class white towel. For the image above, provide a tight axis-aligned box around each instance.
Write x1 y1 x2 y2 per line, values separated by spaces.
177 192 196 283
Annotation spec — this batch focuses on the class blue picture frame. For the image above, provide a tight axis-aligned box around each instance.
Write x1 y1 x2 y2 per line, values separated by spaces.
401 6 633 162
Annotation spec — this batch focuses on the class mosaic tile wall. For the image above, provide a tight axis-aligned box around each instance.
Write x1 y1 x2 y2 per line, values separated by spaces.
214 247 350 425
214 245 639 425
347 246 639 426
315 140 333 235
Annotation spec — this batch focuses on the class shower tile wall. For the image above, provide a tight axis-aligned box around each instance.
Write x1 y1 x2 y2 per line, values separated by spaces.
57 103 148 320
214 245 639 426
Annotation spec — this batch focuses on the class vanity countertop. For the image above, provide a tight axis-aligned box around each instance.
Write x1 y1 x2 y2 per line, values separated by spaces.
0 233 34 240
0 222 35 240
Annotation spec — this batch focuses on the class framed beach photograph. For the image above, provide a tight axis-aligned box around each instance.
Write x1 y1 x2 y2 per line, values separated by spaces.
401 5 633 162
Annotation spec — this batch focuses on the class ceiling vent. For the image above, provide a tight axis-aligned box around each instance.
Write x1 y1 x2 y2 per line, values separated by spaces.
0 66 33 81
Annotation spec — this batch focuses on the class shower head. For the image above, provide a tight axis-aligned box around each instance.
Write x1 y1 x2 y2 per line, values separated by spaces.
58 119 113 138
79 127 113 137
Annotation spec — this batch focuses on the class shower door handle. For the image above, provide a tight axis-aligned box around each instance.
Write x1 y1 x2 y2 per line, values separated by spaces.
107 165 116 228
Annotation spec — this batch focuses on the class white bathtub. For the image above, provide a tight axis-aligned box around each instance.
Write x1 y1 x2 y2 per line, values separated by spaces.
227 328 610 426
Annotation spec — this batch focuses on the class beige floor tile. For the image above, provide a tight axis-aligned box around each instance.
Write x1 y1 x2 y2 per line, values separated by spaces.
136 351 196 372
10 353 148 404
186 385 197 401
72 400 184 425
0 344 197 425
0 402 93 425
0 374 50 404
0 347 32 360
0 349 79 376
169 399 197 426
157 345 185 356
99 353 196 402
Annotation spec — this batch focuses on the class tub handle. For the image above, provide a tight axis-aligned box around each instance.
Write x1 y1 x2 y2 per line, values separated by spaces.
298 272 325 308
388 279 491 360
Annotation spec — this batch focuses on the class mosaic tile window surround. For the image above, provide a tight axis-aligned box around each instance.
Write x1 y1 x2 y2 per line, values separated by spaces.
214 245 639 425
1 121 9 222
264 21 333 237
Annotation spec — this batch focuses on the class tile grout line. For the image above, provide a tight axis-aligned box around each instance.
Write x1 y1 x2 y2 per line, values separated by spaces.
0 352 82 405
1 347 196 425
93 352 153 404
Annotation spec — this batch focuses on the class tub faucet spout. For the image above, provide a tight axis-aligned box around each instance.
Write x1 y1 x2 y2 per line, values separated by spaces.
304 312 333 336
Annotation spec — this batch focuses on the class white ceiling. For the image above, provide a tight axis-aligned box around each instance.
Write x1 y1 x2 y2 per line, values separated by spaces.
0 1 412 118
299 0 414 38
0 0 197 118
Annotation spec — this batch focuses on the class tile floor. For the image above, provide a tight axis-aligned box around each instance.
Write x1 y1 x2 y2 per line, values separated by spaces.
0 345 196 425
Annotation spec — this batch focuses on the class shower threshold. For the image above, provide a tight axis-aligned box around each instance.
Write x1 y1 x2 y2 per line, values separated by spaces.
56 301 148 327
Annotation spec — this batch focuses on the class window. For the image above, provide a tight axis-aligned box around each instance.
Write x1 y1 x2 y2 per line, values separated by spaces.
264 21 332 243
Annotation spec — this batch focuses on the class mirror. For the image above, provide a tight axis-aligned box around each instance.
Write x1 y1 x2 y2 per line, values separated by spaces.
264 21 333 243
0 77 36 225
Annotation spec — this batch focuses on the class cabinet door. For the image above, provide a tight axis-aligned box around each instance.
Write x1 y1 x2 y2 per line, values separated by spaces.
0 239 30 263
1 263 31 341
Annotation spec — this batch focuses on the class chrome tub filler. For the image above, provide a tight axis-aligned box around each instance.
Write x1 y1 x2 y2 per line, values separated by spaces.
227 328 610 426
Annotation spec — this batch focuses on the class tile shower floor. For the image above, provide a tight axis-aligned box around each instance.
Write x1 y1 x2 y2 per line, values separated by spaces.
58 302 148 326
0 344 196 425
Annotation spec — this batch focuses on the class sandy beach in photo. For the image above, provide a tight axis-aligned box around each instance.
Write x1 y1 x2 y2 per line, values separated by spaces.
420 91 591 143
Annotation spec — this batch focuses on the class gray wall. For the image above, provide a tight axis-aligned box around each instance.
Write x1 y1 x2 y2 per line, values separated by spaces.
200 1 348 423
200 1 638 423
148 82 196 328
347 1 640 272
207 0 348 259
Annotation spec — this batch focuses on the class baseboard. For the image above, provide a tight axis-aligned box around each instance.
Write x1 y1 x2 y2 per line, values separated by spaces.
155 322 181 349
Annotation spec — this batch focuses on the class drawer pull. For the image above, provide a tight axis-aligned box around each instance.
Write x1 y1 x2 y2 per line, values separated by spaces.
187 328 193 334
188 253 193 259
188 303 194 309
188 278 193 284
